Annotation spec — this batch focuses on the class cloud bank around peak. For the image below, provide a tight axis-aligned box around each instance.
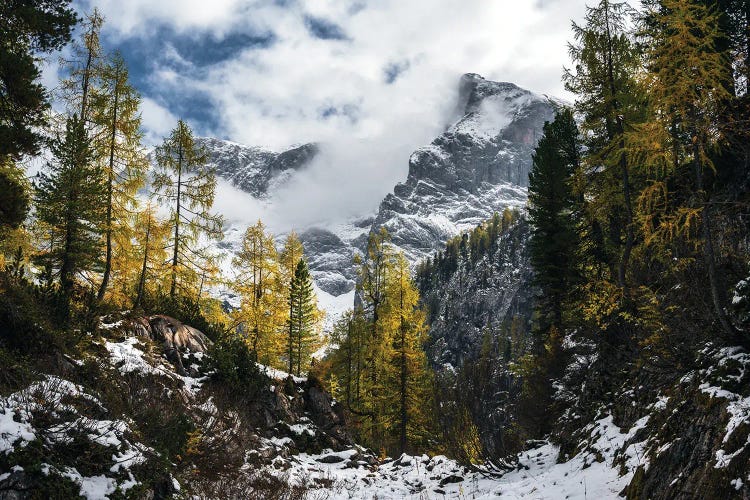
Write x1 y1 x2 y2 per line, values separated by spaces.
69 0 588 231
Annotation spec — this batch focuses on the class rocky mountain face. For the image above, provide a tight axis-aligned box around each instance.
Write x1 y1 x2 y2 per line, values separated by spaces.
370 74 555 265
418 219 534 370
206 73 554 300
198 138 318 198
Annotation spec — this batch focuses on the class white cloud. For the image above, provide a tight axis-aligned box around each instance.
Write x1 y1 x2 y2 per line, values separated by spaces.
80 0 589 232
139 97 179 145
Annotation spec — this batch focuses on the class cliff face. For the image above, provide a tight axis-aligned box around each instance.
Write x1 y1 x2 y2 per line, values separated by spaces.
370 74 555 266
418 219 534 370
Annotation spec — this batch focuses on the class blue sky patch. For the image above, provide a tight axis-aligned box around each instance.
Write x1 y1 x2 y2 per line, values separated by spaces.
304 15 348 40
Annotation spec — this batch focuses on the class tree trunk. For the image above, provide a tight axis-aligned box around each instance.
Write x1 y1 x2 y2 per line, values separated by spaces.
134 213 151 309
693 140 736 339
170 141 183 298
98 77 119 301
398 279 408 455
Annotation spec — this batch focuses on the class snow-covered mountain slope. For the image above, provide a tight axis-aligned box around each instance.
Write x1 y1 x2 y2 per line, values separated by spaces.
199 138 318 198
370 73 555 265
208 73 555 306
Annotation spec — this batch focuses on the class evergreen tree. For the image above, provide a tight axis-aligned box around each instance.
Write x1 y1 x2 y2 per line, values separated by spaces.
34 115 105 320
0 161 29 231
528 109 581 332
153 120 223 299
91 51 147 301
0 0 77 161
287 259 318 376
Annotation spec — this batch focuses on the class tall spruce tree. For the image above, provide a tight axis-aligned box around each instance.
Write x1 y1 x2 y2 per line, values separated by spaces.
287 259 318 376
528 109 581 333
153 120 223 299
34 115 105 321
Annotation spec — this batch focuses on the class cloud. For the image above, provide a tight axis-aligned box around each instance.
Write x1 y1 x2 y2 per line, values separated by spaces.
71 0 589 232
139 97 179 145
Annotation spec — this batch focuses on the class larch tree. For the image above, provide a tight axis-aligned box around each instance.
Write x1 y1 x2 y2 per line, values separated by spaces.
90 51 147 301
59 9 103 121
383 253 432 455
153 119 223 300
564 0 642 293
232 220 285 366
355 227 395 450
636 0 736 338
279 231 304 287
133 201 169 310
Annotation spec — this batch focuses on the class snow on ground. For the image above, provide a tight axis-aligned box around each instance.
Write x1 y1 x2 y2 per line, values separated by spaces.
254 412 649 499
0 376 149 498
103 337 207 397
315 285 355 334
257 362 308 384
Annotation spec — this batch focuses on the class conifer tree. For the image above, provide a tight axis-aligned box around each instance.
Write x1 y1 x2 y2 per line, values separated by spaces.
34 115 105 321
153 120 223 299
383 253 433 454
636 0 736 338
355 227 395 449
287 259 318 376
279 231 304 284
564 0 642 292
0 0 76 161
60 9 103 121
91 52 147 301
528 109 581 332
133 202 169 310
232 220 285 365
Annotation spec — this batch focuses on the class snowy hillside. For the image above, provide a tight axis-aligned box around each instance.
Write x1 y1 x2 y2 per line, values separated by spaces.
0 317 681 499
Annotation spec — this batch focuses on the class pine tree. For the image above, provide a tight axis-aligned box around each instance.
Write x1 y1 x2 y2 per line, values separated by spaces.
528 109 581 332
287 259 318 376
0 0 76 161
153 120 223 299
34 115 106 321
91 51 147 301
